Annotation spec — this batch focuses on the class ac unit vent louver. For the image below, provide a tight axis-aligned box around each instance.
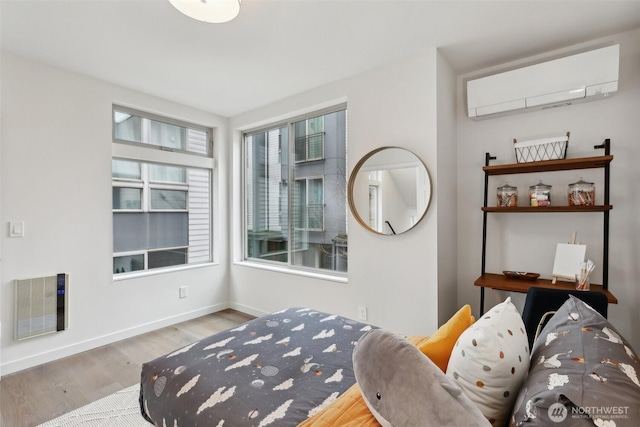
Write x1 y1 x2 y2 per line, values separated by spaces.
467 45 619 119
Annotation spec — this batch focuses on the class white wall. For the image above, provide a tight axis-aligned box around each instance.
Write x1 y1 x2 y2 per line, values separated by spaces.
0 54 230 375
0 55 3 376
380 169 413 232
229 50 458 337
457 28 640 350
436 50 459 325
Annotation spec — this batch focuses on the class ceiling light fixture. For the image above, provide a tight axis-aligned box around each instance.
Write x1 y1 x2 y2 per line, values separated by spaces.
168 0 241 24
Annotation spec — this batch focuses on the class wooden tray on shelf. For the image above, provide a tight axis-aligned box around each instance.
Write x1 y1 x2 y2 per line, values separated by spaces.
502 271 540 281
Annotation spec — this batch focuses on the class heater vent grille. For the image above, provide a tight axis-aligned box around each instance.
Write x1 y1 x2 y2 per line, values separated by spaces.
15 274 68 340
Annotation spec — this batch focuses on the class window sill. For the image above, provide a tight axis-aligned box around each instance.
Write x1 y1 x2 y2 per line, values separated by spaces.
113 262 218 282
235 260 348 284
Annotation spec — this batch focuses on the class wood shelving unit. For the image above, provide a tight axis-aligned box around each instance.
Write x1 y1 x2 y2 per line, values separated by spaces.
474 273 618 304
482 205 612 213
482 155 613 175
476 140 616 313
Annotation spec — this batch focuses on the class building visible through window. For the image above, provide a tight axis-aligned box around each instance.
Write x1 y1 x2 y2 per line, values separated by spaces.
244 107 347 273
112 106 212 275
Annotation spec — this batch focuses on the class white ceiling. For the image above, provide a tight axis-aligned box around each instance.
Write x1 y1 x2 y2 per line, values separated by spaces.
2 0 640 117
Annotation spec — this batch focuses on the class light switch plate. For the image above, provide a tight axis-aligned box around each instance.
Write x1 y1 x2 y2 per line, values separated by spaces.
9 221 25 238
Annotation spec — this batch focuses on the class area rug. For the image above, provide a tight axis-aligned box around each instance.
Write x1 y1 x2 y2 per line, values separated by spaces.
38 384 149 426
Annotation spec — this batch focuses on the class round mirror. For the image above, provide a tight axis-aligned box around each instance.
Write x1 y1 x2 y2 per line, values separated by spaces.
348 147 432 235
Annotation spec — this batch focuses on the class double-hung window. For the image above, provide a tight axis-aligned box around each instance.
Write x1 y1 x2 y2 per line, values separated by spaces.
112 106 213 275
294 177 324 231
243 106 347 273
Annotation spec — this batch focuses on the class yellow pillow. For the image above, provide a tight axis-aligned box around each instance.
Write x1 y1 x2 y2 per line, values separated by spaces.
418 304 475 372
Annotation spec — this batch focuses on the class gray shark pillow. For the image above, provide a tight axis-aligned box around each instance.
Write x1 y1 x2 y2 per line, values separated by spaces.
511 295 640 426
353 328 491 427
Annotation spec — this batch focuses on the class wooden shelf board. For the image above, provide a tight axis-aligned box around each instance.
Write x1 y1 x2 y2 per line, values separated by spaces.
483 155 613 175
482 205 612 213
475 273 618 304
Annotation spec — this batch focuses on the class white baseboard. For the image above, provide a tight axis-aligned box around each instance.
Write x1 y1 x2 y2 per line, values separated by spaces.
1 303 228 376
228 302 270 318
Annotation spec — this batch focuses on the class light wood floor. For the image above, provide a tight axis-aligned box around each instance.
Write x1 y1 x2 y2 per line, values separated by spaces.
0 309 254 427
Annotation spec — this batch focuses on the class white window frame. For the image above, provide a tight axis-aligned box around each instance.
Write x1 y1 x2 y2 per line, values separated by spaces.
112 105 215 279
240 104 347 278
113 105 212 157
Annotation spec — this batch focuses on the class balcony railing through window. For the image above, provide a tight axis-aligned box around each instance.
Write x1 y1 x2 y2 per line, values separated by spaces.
295 132 325 162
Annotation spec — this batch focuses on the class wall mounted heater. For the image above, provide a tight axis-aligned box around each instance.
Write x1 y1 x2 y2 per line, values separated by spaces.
15 273 68 340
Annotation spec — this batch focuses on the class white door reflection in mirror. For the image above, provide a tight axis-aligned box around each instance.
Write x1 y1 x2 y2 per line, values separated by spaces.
348 147 431 235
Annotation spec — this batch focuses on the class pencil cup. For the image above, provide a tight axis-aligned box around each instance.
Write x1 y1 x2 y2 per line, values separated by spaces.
575 274 590 291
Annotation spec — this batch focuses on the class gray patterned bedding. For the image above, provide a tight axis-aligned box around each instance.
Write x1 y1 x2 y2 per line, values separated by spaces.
139 307 374 426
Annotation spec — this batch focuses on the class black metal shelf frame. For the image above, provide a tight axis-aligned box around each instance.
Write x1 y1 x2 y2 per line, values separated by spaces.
479 139 611 314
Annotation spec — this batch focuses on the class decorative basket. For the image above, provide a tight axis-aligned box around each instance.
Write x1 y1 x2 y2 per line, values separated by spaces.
514 132 570 163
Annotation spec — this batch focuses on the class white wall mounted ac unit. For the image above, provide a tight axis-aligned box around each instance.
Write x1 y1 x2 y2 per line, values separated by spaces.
467 44 619 119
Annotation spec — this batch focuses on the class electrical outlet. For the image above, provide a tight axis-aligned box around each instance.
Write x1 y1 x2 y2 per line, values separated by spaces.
358 305 368 321
9 221 25 238
179 286 188 299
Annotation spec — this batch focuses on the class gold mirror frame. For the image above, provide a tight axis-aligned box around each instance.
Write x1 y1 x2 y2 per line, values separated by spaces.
348 147 432 235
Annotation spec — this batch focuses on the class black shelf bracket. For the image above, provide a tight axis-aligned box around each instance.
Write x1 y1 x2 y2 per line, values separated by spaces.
480 153 496 314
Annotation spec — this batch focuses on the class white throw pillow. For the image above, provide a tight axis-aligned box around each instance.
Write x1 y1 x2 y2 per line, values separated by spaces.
446 297 530 427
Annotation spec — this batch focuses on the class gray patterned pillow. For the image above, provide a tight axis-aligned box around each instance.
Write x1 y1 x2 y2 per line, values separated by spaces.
353 329 491 427
511 295 640 426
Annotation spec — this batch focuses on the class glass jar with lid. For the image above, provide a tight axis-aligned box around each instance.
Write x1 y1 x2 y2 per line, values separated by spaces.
568 178 595 206
529 180 551 207
497 182 517 207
